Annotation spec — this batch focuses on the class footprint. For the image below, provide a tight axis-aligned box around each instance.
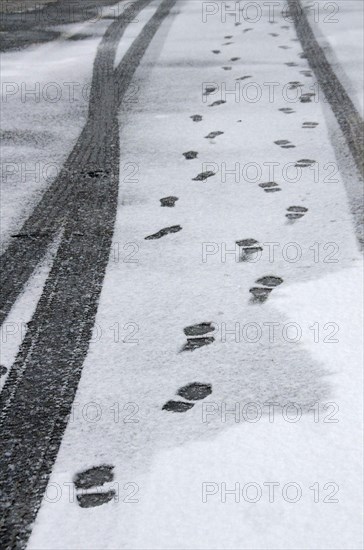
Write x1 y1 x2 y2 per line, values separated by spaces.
184 322 215 336
295 159 316 167
145 225 182 240
279 45 291 49
183 151 198 160
192 171 215 181
209 100 226 107
236 75 252 81
163 382 212 413
222 66 232 71
259 181 281 193
74 465 114 489
77 493 116 508
281 25 290 29
236 238 263 261
224 35 233 39
269 33 279 37
0 365 7 377
302 121 319 129
288 81 303 90
74 465 115 508
235 22 242 26
181 337 215 352
300 69 312 77
203 85 218 96
279 107 295 115
285 62 299 67
177 382 212 400
256 276 284 287
205 131 224 139
222 41 234 45
300 92 315 103
162 401 194 412
236 238 260 247
274 139 296 149
249 287 273 302
286 205 308 221
190 114 202 122
249 276 283 303
181 322 215 352
243 28 253 33
212 50 221 54
230 57 240 61
160 196 178 207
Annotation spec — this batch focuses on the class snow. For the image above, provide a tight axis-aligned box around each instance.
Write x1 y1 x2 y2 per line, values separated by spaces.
302 0 364 116
0 0 139 250
1 32 98 248
27 1 363 549
126 265 363 550
0 0 360 548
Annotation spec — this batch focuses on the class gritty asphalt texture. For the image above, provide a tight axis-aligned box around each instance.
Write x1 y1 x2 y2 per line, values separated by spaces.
0 1 177 548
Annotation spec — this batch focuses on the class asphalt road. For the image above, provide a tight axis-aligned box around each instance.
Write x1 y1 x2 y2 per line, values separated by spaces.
0 1 363 549
0 1 177 548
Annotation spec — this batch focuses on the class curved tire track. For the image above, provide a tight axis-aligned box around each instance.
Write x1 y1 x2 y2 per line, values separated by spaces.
0 1 176 548
0 0 151 326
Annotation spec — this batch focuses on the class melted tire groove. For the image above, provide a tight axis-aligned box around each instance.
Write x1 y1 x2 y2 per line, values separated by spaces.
288 0 364 247
0 1 177 548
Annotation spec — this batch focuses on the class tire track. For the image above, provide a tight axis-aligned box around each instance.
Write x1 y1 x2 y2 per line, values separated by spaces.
0 2 176 548
0 0 150 326
288 0 364 246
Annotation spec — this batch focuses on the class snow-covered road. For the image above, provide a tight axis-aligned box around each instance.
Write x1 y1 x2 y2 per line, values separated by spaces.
0 1 363 549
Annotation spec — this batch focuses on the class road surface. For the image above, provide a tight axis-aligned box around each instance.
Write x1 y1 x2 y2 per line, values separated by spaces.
0 1 363 549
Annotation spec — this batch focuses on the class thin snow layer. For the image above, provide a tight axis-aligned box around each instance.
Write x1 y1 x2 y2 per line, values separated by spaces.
0 34 98 248
0 0 138 249
302 0 364 115
123 265 363 550
28 1 362 549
